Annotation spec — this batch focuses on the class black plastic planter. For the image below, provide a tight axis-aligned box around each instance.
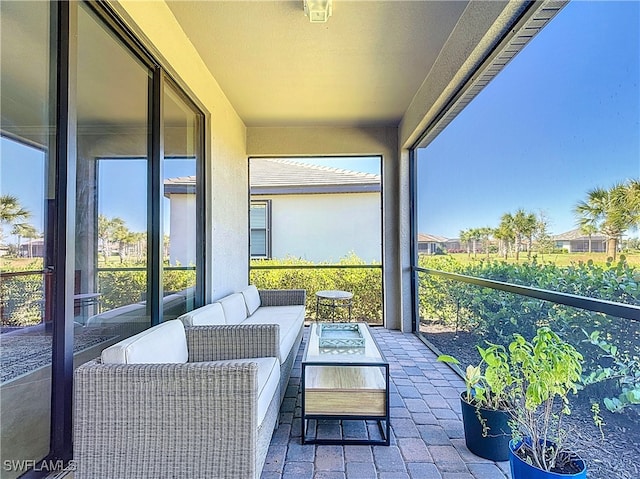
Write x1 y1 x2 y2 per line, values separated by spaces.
460 392 511 461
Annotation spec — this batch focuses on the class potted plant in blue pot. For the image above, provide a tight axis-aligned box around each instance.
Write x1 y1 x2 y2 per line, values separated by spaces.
507 327 587 478
438 342 515 461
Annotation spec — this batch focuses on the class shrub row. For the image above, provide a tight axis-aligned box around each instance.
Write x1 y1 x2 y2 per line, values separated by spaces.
250 254 383 324
417 254 640 413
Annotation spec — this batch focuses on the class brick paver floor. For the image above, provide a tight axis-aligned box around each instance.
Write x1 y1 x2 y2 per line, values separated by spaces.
261 326 511 479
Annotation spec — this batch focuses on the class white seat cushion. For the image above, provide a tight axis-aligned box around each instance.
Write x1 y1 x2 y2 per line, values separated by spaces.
218 293 248 324
101 320 188 364
241 285 261 316
178 303 225 326
243 305 305 363
228 357 280 426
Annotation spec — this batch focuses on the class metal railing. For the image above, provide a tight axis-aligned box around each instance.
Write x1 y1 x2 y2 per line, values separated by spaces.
414 266 640 322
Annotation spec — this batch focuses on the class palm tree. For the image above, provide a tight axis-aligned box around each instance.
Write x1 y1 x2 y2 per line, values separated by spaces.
512 209 538 260
459 229 472 257
574 180 640 261
477 227 493 260
468 228 482 258
579 223 598 254
0 195 31 242
11 223 38 257
495 215 515 259
23 226 41 258
98 215 126 262
0 195 30 223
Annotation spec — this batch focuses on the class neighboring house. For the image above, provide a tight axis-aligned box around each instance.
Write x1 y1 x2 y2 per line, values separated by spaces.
553 228 607 253
444 238 462 252
417 233 448 255
417 234 464 254
19 239 44 258
249 159 381 263
163 176 196 266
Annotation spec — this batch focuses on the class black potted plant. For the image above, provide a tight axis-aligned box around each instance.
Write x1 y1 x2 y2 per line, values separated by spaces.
507 327 587 478
438 342 514 461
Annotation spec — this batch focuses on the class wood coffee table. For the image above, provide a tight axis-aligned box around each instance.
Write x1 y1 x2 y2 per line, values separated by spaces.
301 322 390 445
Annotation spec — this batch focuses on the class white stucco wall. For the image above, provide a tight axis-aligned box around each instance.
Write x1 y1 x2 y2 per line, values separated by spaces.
168 194 196 266
114 0 249 302
259 192 381 263
247 127 404 330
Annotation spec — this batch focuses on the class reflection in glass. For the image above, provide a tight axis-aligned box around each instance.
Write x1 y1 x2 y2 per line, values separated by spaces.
76 3 151 340
0 1 54 474
162 82 200 321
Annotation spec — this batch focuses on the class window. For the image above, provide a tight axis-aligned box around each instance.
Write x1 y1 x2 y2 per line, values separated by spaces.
250 200 270 258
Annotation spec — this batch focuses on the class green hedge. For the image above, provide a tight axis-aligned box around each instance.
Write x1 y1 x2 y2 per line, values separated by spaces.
250 254 383 324
417 254 640 413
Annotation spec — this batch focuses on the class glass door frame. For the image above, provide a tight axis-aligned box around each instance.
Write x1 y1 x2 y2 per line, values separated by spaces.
21 1 206 475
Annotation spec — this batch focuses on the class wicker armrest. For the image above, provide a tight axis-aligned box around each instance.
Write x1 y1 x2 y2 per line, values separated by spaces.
258 289 307 306
74 360 261 478
185 324 279 362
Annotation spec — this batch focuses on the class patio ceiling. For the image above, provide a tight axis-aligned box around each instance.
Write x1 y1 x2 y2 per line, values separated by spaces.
166 0 473 127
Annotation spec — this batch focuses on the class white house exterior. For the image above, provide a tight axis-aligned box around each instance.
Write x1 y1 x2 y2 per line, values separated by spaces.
164 176 197 266
553 228 607 253
250 159 381 263
417 233 448 255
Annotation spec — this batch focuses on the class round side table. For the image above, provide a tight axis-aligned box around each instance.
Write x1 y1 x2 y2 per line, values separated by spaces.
315 290 353 322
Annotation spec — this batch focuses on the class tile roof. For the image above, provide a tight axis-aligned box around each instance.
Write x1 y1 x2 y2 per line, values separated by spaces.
417 233 449 243
164 159 381 195
164 176 196 196
553 228 607 241
249 158 380 194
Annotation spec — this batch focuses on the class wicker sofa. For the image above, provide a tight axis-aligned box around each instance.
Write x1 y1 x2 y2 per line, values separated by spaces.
73 319 282 479
74 287 306 478
178 286 307 403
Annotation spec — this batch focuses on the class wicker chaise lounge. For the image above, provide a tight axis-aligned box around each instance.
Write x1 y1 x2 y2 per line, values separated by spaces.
73 320 281 479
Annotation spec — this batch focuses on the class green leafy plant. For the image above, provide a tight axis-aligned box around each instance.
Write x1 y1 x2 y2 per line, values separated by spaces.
438 342 514 411
582 329 640 413
508 327 584 473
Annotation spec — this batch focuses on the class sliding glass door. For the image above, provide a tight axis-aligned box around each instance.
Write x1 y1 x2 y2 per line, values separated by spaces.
0 2 56 476
0 2 205 476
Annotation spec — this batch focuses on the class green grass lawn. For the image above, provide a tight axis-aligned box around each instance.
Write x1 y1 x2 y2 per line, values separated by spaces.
445 251 640 268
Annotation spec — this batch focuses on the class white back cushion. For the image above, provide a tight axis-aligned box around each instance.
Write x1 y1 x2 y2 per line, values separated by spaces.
101 320 188 364
218 293 248 324
241 285 261 316
178 303 226 326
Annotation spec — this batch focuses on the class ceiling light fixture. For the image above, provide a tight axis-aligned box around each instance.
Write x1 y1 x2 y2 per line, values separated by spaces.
303 0 333 23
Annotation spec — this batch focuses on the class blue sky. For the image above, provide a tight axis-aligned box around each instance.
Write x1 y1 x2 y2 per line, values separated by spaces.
2 1 639 242
278 2 640 239
416 0 640 238
0 144 193 237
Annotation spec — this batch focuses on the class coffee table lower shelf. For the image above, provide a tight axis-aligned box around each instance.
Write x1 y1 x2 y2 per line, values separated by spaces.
301 363 390 445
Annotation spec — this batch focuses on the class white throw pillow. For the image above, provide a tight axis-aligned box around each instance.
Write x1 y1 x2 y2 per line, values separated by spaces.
241 285 261 316
178 303 225 326
218 293 248 324
101 320 188 364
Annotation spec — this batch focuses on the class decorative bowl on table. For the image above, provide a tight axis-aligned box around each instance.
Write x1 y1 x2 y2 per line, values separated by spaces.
318 323 365 348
